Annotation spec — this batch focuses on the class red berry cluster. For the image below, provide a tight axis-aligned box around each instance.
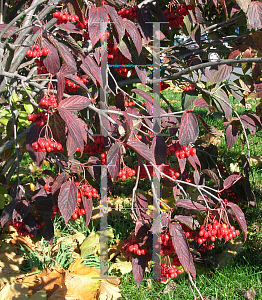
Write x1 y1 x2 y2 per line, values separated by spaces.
53 11 79 25
100 153 107 164
134 164 153 179
159 263 183 281
122 237 147 256
26 45 49 58
124 101 135 107
8 219 44 237
116 166 136 181
164 4 193 28
117 6 137 19
154 233 175 256
83 136 105 155
35 58 48 74
197 220 240 245
28 112 48 126
51 205 59 219
65 77 87 93
79 183 98 198
39 94 57 109
8 220 31 237
44 182 53 192
167 142 196 158
32 138 64 153
162 164 180 180
183 85 195 91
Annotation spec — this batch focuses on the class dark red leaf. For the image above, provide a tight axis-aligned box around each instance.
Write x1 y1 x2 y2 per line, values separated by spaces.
173 215 199 231
134 66 147 86
82 196 93 228
219 0 228 17
0 24 18 38
196 114 223 137
59 95 91 111
178 157 186 174
226 202 247 241
51 172 69 194
240 115 256 135
131 88 152 103
194 170 200 185
151 136 167 165
42 38 60 74
107 142 122 180
88 6 108 47
123 18 142 55
210 64 233 83
137 7 152 44
118 39 132 61
0 199 19 227
57 108 87 155
57 22 80 33
176 199 207 211
151 213 169 234
39 219 54 244
213 88 232 120
132 254 147 288
26 125 46 167
56 71 66 104
58 181 77 224
169 223 196 278
52 40 77 72
81 55 103 86
202 169 220 187
197 195 216 205
223 174 242 190
68 0 84 23
13 200 30 222
105 4 124 41
135 193 150 222
247 1 262 30
23 213 37 238
179 111 199 146
225 124 239 148
127 140 155 164
193 98 209 109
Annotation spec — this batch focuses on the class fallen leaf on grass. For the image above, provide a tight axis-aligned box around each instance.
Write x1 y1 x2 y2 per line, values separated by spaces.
0 281 29 299
28 266 65 298
51 232 86 254
161 281 177 294
63 258 121 300
108 257 132 275
244 287 256 300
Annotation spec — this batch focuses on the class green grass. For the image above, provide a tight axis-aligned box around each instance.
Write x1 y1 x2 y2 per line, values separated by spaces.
116 247 262 300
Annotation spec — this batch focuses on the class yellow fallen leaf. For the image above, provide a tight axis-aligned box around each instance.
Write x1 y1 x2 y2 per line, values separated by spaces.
98 277 122 300
109 257 132 275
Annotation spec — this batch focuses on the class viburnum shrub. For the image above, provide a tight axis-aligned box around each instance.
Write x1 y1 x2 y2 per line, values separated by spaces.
0 0 262 296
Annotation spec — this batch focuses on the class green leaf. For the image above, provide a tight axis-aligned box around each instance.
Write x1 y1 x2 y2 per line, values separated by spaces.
23 101 34 114
181 90 199 110
11 93 20 103
18 111 30 127
80 232 100 256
